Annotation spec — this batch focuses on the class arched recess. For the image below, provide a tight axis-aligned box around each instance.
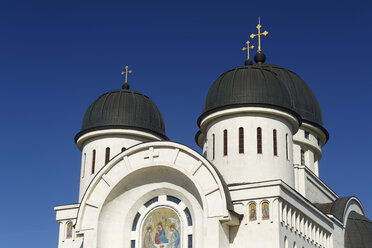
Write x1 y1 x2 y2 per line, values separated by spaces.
74 141 233 247
342 197 366 226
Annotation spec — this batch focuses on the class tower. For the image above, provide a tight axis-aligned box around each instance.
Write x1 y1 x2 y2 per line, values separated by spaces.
74 67 167 200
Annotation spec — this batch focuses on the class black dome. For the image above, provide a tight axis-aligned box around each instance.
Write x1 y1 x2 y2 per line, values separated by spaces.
261 64 323 127
75 89 167 142
198 65 299 124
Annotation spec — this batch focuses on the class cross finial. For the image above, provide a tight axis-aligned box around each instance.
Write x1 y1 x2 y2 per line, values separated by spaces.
242 40 255 60
250 20 268 53
121 65 132 84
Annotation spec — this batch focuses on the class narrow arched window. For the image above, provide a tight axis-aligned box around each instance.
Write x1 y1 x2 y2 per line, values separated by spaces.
82 153 86 178
249 203 257 221
212 134 215 160
284 236 288 248
239 127 244 154
273 129 278 156
257 127 262 154
105 147 110 164
223 130 228 156
91 149 96 174
301 149 305 165
121 147 126 152
286 134 289 160
66 221 73 239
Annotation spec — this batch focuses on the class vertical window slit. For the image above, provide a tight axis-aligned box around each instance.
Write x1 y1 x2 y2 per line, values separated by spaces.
273 129 278 156
91 149 96 174
301 149 305 165
223 130 228 156
212 134 215 160
105 147 110 164
188 234 193 248
239 127 244 154
286 134 289 160
257 127 262 154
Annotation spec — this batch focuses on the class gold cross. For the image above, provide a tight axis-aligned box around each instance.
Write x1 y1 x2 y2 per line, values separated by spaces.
242 40 255 60
121 65 132 84
250 22 268 53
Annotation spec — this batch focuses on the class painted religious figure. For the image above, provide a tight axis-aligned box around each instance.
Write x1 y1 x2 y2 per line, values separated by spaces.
262 202 270 220
143 226 155 248
168 224 180 248
249 203 257 221
66 222 73 239
155 222 168 244
142 207 181 248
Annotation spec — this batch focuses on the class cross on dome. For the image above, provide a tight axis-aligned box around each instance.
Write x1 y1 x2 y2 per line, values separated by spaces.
250 19 269 53
242 40 254 60
121 65 133 89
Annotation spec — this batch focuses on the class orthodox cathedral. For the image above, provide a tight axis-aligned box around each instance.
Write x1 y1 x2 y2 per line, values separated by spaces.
54 23 372 248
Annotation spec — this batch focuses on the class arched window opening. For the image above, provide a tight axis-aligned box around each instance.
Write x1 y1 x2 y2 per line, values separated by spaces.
239 127 244 154
273 129 278 156
188 234 192 248
262 202 270 220
132 212 141 231
91 149 96 174
286 134 289 160
249 203 257 221
293 242 297 248
144 197 159 207
212 134 215 160
304 131 309 139
257 127 262 154
122 147 126 152
223 130 228 156
184 207 193 226
105 147 110 165
167 195 181 204
301 149 305 165
66 221 73 239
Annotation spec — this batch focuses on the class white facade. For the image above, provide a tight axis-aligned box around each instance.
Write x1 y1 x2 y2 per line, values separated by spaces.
55 82 368 248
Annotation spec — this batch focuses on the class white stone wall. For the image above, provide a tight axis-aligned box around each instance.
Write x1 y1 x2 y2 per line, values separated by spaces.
72 142 233 248
229 180 335 248
202 109 296 187
76 129 163 201
293 125 323 176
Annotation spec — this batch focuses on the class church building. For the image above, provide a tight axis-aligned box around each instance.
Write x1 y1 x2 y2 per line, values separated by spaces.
54 23 372 248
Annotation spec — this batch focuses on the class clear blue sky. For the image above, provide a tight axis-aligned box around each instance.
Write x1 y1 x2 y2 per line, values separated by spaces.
1 0 371 246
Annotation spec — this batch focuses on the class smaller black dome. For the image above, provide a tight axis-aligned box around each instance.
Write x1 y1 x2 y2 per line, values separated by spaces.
199 65 299 125
75 89 167 142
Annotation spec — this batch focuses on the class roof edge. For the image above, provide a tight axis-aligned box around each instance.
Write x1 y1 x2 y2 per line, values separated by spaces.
74 125 169 143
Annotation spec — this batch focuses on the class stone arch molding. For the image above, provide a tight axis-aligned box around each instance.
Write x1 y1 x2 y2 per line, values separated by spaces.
342 197 366 226
75 141 231 233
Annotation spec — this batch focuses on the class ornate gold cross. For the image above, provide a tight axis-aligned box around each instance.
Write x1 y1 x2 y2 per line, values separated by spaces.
121 65 132 84
250 22 268 53
242 40 254 60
